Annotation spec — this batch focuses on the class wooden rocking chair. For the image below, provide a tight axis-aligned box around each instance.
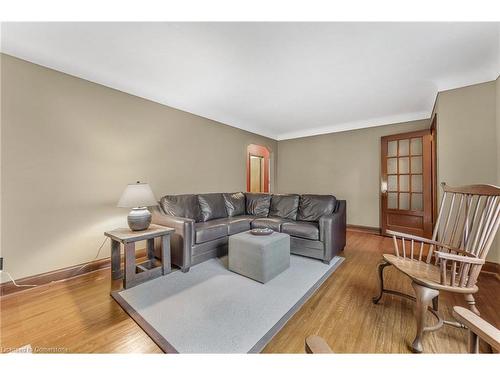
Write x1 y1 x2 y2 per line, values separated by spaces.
373 182 500 353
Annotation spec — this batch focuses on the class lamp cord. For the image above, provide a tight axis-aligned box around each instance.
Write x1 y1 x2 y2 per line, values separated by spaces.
0 236 109 289
71 236 109 275
0 270 38 288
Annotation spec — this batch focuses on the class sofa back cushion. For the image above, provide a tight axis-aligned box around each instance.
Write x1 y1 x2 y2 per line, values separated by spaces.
160 194 201 221
222 192 246 216
245 193 271 217
270 194 300 220
297 194 336 222
198 193 228 222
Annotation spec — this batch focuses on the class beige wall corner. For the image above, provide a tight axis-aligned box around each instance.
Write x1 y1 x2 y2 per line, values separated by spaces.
276 119 430 228
434 80 499 264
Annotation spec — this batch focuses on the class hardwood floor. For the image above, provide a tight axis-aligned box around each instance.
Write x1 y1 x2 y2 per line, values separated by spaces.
1 232 498 353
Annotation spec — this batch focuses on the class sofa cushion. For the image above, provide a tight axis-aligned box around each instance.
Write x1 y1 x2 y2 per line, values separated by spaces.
222 192 246 216
297 194 336 222
282 221 319 240
245 193 271 217
270 194 300 220
194 221 228 244
251 217 290 232
198 193 227 222
160 194 201 222
227 215 255 235
199 215 255 236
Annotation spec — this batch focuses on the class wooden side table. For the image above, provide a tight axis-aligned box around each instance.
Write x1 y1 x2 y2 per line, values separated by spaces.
104 224 174 289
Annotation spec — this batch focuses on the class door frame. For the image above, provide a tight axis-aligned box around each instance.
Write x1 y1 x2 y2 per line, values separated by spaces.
430 114 438 227
380 129 434 238
246 144 270 193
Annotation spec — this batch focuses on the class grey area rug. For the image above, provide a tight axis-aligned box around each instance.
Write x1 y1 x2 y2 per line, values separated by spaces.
113 254 344 353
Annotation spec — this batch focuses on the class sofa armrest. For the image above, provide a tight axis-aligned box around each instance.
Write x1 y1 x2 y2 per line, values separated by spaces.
151 206 195 272
319 200 346 262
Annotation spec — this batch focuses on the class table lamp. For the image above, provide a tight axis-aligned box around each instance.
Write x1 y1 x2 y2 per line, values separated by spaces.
118 181 158 231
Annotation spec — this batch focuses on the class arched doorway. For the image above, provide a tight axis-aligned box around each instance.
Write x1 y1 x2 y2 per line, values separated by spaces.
246 144 270 193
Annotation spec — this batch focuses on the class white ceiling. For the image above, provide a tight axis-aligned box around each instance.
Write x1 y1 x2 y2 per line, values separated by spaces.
1 22 499 140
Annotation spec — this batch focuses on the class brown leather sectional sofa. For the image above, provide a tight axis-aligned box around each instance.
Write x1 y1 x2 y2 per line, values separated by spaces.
151 192 346 272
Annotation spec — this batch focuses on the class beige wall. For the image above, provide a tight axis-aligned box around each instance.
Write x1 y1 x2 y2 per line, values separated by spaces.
434 81 497 189
276 119 430 228
433 81 499 263
0 54 277 280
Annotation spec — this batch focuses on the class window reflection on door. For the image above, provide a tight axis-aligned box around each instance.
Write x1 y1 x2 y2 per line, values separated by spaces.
249 155 265 192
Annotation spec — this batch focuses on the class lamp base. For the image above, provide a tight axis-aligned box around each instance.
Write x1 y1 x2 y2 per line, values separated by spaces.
127 207 152 231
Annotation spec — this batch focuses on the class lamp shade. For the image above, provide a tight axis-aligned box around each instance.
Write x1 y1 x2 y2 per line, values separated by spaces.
117 182 157 208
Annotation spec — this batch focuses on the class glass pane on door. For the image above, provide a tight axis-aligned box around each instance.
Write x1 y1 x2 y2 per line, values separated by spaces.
388 141 397 157
399 157 409 173
388 175 397 191
387 158 397 174
399 139 409 156
411 175 423 192
388 193 398 209
399 175 409 192
411 156 422 173
399 193 410 210
411 193 423 210
411 138 422 155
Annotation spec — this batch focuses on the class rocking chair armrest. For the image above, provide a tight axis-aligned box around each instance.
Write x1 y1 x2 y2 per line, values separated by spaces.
434 251 485 265
452 306 500 352
305 336 334 354
387 230 431 242
386 230 469 256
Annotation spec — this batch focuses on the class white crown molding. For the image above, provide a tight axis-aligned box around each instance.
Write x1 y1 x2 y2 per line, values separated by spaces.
276 111 431 141
434 73 500 94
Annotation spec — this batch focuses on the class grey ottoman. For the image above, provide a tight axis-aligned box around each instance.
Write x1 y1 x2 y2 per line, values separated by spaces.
228 231 290 283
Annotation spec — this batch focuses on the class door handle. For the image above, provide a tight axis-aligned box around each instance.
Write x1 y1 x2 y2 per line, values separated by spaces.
381 181 388 195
